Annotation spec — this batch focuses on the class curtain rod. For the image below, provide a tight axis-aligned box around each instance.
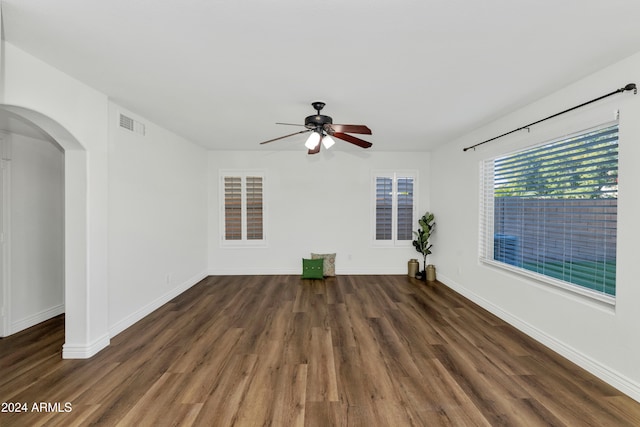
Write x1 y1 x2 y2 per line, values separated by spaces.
463 83 637 152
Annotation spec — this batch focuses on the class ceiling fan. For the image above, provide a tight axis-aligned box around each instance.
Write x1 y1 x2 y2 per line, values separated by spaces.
259 102 373 154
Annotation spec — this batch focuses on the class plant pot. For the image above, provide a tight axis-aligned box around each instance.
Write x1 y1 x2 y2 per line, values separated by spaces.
426 264 436 281
408 259 419 277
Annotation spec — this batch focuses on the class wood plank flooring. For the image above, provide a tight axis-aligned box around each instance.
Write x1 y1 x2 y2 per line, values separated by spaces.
1 275 640 426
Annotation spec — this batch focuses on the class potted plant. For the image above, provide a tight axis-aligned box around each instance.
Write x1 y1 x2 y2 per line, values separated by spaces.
412 211 435 280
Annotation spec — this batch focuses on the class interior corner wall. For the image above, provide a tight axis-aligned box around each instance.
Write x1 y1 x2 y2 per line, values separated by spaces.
107 104 208 337
9 133 64 333
208 150 431 275
430 50 640 401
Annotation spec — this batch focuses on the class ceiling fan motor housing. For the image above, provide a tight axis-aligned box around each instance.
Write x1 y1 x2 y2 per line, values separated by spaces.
305 114 333 129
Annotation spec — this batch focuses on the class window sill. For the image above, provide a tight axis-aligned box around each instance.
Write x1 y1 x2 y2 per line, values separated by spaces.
480 258 616 308
372 240 413 248
221 241 268 249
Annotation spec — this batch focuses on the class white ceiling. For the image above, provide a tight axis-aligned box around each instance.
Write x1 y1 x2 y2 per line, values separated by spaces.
3 0 640 152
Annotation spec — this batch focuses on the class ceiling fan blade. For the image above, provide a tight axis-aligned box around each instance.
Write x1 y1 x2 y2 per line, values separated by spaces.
259 129 312 144
332 132 373 148
276 122 305 127
308 142 321 155
327 124 372 135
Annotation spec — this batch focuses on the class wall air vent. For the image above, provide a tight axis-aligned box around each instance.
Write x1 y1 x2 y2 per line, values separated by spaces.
119 113 146 136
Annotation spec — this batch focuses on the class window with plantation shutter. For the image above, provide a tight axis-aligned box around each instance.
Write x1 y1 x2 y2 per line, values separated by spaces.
479 122 618 303
221 171 266 245
373 171 417 246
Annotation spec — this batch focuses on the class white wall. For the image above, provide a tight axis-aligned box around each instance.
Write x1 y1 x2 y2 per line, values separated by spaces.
209 150 430 274
108 104 208 336
431 51 640 400
9 133 64 333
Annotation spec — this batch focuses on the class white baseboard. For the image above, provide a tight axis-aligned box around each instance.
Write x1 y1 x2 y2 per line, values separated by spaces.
11 304 65 335
208 268 299 275
62 333 110 359
207 268 407 276
438 273 640 404
109 271 208 338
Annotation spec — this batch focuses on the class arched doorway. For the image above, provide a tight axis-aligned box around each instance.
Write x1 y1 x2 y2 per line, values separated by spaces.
0 114 64 337
0 105 91 357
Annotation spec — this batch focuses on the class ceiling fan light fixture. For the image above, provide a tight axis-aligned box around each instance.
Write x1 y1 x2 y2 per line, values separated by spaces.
322 134 335 149
305 131 321 149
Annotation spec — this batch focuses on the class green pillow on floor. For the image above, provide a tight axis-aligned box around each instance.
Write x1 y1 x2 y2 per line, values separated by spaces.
302 258 324 279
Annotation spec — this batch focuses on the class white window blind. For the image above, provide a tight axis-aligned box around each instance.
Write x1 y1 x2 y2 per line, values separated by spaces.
374 172 416 245
480 123 618 300
221 172 265 244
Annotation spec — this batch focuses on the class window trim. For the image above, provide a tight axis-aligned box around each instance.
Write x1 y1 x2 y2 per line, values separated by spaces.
478 122 618 306
372 170 418 247
219 170 267 247
480 257 616 305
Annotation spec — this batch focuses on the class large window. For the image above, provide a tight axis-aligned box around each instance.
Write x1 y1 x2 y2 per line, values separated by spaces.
479 123 618 302
220 171 265 245
373 171 416 245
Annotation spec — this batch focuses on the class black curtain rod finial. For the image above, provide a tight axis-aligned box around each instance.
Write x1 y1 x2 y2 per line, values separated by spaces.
624 83 637 94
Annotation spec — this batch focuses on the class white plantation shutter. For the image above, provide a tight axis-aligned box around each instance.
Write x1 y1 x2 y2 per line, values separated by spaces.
224 177 242 240
222 172 266 244
397 177 414 240
376 177 393 240
245 176 263 240
480 122 618 301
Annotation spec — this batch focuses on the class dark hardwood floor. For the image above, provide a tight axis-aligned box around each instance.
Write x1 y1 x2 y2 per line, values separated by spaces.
1 275 639 426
